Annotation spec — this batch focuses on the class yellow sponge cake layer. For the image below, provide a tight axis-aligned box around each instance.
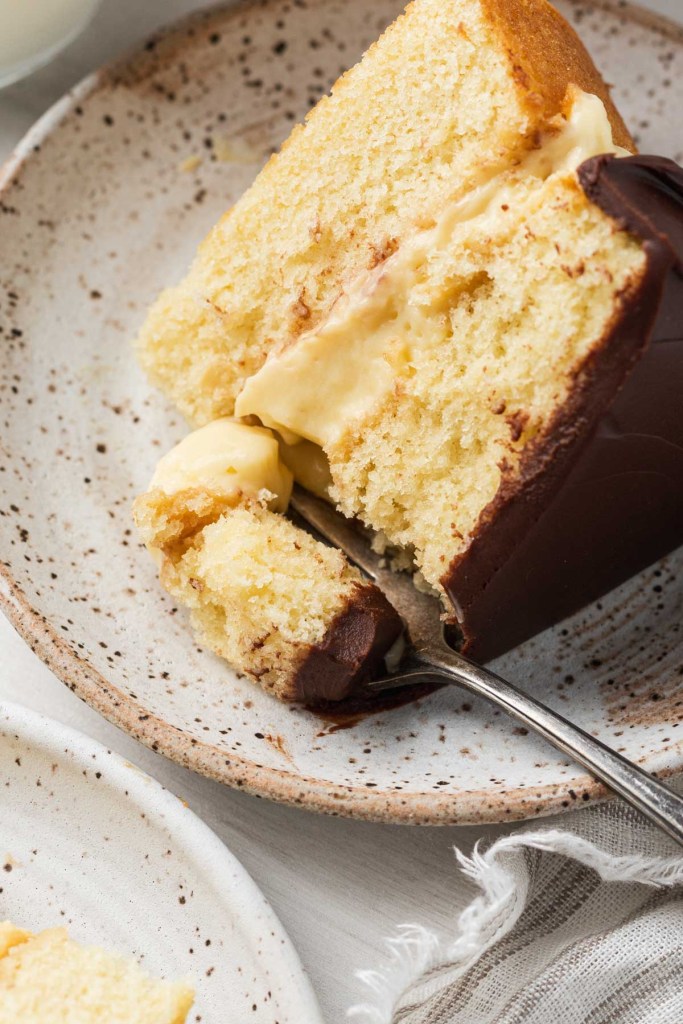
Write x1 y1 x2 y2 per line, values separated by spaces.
135 0 631 426
0 925 193 1024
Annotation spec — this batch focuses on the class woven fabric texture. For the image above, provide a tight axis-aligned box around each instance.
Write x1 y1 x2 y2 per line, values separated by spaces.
351 782 683 1023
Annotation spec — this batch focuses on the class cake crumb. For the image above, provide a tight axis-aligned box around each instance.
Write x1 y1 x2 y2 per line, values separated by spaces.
212 135 262 164
178 154 203 173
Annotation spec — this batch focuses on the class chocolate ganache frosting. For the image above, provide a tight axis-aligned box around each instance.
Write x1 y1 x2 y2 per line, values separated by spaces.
444 154 683 663
293 582 403 705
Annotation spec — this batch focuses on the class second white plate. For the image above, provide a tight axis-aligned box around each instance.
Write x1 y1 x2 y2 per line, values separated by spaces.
0 702 322 1023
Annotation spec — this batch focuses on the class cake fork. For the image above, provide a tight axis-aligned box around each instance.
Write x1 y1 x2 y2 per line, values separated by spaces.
290 486 683 846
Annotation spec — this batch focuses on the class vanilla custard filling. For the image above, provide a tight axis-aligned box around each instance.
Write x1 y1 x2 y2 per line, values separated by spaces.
150 418 293 512
235 90 629 451
277 437 332 500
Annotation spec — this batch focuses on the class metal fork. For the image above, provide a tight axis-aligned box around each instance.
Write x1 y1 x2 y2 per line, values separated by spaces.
291 487 683 846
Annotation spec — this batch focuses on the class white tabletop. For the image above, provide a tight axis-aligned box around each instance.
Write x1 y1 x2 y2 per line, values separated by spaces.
0 1 679 1020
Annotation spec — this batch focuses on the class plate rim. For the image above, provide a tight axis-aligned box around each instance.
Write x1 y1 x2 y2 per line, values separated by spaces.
0 699 324 1022
0 0 681 826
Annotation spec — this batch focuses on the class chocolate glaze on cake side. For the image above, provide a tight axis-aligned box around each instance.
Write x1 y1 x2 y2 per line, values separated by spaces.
445 154 683 663
293 582 403 704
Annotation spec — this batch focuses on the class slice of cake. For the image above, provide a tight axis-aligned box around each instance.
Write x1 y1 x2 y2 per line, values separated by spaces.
0 921 193 1024
133 420 402 702
134 0 683 695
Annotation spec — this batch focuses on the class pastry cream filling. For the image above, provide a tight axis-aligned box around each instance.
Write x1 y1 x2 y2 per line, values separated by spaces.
150 418 293 513
234 89 629 450
278 437 332 500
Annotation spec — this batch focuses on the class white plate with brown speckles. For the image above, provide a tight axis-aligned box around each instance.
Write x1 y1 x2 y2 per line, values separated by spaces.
0 701 323 1023
0 0 682 826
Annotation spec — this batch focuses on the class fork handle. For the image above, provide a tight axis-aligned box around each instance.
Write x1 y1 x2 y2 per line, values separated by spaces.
410 645 683 846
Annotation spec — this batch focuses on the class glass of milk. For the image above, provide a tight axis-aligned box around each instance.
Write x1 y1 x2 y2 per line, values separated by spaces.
0 0 102 88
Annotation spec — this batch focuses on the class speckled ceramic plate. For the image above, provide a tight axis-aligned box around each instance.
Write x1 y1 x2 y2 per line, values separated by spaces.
0 0 681 826
0 701 323 1022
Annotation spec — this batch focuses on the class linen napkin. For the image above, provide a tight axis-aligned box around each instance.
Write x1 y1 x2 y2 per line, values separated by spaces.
350 781 683 1023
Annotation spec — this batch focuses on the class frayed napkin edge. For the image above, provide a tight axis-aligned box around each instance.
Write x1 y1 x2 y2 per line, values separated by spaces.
347 829 683 1024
